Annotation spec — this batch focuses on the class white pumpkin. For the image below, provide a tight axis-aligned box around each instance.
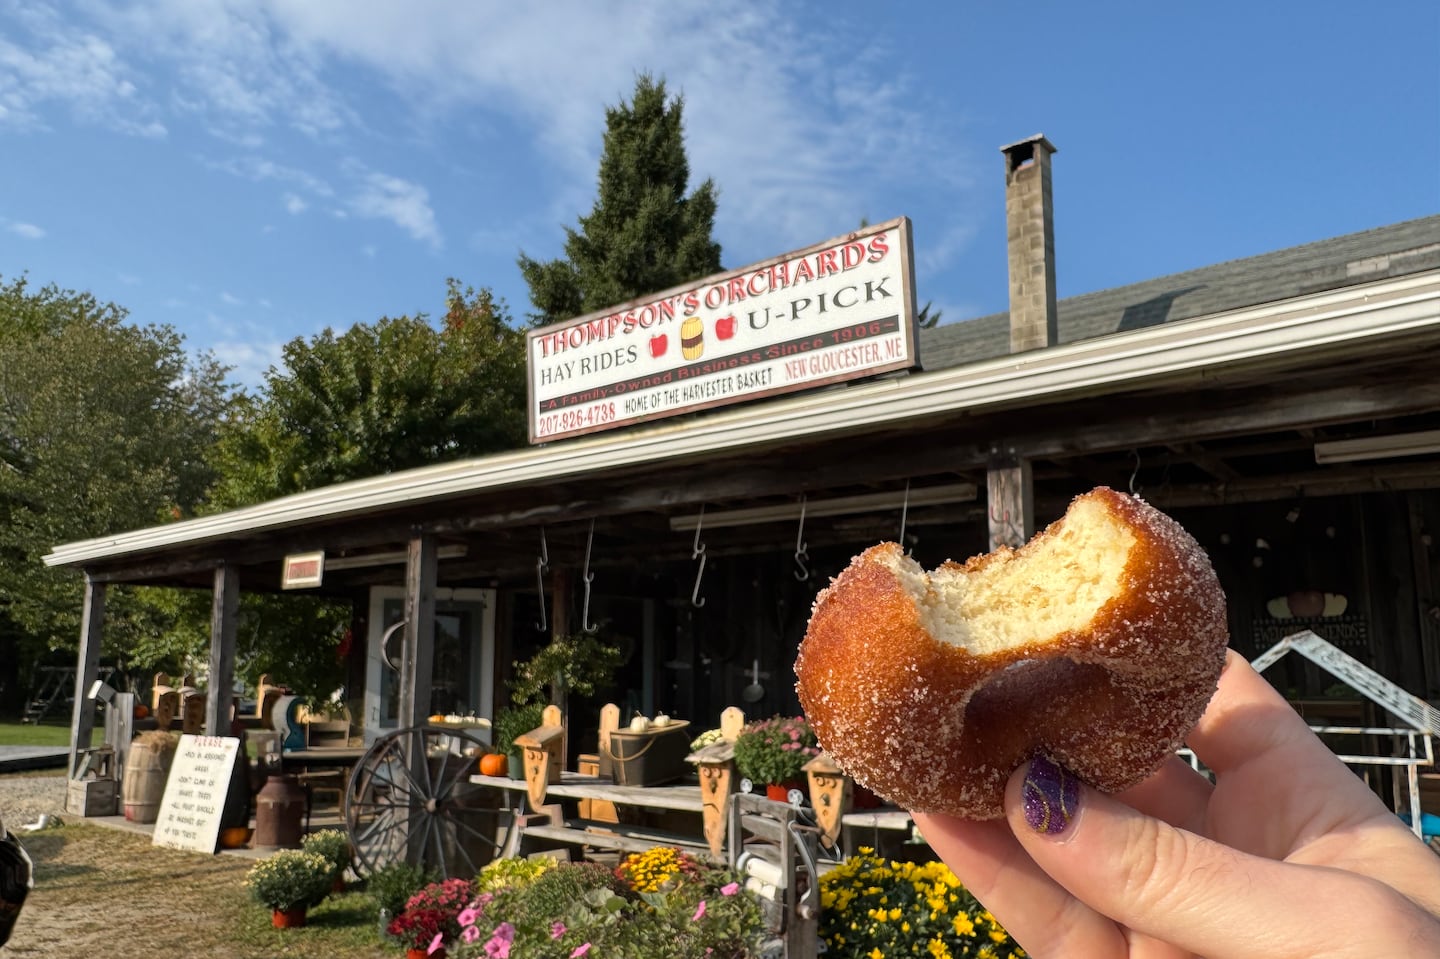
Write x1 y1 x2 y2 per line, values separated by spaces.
628 715 651 733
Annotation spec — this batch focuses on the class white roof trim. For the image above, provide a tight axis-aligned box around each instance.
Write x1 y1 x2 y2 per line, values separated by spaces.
45 269 1440 568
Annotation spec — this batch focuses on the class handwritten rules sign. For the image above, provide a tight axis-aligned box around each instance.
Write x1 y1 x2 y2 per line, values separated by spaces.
152 735 241 853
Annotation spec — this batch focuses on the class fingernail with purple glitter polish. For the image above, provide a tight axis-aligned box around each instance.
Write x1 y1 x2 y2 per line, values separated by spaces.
1023 755 1080 836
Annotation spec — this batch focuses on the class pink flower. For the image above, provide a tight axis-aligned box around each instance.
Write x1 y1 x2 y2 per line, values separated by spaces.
721 882 739 896
462 926 481 944
459 907 479 927
692 900 707 922
551 921 568 940
484 923 516 959
428 932 445 955
570 944 592 958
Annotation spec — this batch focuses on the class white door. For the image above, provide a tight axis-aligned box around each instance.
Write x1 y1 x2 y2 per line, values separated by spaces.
362 586 496 745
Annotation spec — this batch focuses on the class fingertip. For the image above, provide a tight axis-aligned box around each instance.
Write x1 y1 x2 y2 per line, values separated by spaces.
1005 755 1086 841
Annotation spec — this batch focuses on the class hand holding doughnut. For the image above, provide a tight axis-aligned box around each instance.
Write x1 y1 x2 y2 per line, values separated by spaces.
913 651 1440 957
795 487 1228 818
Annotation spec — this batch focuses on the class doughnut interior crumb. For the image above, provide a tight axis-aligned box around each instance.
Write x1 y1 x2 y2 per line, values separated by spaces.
880 495 1136 656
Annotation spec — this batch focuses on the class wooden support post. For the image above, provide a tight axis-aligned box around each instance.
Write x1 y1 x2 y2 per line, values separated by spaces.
205 563 239 736
987 457 1035 551
398 533 438 730
67 576 106 780
400 534 438 866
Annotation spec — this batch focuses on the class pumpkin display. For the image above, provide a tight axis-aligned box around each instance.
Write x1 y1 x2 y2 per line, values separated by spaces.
478 753 508 777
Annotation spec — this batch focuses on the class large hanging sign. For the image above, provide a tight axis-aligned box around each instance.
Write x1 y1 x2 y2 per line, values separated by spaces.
526 217 917 443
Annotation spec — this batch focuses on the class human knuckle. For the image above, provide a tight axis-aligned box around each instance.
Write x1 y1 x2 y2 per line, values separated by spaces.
1113 818 1200 913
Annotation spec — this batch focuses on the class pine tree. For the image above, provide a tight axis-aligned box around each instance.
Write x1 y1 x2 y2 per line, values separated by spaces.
519 74 722 324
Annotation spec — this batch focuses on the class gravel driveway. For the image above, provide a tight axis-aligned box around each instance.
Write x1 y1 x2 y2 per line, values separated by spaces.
0 774 66 832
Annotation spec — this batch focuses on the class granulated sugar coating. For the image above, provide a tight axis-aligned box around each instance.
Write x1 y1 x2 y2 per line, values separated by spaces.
793 487 1229 820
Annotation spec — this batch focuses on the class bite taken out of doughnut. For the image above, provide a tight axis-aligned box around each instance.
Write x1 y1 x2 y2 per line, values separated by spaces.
793 486 1229 820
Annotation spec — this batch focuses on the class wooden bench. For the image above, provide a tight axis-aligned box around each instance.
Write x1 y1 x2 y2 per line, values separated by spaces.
472 771 712 860
522 817 713 858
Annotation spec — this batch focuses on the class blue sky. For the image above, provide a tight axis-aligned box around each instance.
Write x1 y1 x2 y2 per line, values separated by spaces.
2 1 1437 391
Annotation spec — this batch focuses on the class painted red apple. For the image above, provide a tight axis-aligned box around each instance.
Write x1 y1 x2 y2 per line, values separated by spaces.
649 333 668 358
715 314 737 340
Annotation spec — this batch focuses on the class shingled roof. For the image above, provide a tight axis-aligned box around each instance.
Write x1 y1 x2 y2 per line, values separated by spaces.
919 214 1440 371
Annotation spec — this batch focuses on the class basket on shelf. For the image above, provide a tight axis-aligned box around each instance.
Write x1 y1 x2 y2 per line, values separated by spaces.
601 720 691 787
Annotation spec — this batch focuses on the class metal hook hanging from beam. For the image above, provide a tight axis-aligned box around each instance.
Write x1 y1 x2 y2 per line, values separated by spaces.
794 494 811 581
691 505 708 608
581 518 599 633
899 479 912 556
534 527 550 632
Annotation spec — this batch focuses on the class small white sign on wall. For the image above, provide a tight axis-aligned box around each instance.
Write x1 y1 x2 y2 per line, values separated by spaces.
152 735 241 854
282 551 325 589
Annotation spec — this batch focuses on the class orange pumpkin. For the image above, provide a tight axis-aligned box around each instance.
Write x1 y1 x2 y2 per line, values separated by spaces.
133 703 150 720
478 753 508 777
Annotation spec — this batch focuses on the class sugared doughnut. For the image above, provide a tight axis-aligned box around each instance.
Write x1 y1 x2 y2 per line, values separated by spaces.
794 486 1228 819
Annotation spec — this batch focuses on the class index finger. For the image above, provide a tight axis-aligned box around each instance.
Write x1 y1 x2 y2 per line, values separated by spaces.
1186 648 1393 852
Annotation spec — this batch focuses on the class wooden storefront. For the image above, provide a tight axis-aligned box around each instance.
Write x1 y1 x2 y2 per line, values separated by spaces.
45 205 1440 812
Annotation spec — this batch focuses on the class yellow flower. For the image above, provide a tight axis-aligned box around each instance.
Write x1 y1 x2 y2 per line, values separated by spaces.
952 914 975 937
869 949 885 959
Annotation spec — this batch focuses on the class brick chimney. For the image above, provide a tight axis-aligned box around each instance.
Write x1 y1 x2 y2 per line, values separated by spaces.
1001 135 1058 353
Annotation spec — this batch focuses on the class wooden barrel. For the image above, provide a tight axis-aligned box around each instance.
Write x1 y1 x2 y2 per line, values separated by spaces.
122 738 173 823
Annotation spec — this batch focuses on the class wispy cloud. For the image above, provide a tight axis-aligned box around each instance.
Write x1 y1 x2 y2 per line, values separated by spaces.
209 337 285 391
0 3 166 136
282 192 306 214
6 2 982 279
343 160 440 249
220 291 243 306
3 218 46 239
203 154 333 197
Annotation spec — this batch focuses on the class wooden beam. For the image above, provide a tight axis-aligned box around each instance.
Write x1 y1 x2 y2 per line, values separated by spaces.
1168 442 1242 482
67 576 106 779
205 563 239 736
397 533 438 729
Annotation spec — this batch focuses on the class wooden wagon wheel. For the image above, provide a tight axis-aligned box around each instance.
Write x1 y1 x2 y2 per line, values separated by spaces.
344 723 508 878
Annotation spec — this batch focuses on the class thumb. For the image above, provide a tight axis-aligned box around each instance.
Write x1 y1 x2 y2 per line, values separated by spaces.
1007 756 1432 958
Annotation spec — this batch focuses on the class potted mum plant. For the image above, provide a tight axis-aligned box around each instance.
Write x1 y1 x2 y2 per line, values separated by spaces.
732 716 820 801
300 827 352 892
818 847 1025 958
387 876 475 958
492 702 546 780
244 848 336 928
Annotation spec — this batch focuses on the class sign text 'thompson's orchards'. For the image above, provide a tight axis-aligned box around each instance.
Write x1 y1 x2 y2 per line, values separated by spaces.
525 217 917 442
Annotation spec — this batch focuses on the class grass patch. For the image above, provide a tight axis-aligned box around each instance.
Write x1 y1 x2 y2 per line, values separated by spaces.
0 722 101 748
6 824 392 958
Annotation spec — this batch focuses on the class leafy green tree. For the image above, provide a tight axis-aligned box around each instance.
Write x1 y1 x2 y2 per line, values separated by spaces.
207 279 526 508
195 280 527 703
518 74 722 324
0 276 233 691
